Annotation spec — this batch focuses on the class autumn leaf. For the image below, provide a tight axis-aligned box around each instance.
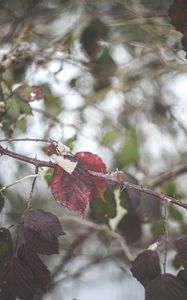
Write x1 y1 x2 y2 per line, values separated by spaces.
50 148 107 215
75 151 107 199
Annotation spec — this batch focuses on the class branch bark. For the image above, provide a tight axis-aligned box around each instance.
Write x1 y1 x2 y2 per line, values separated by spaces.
1 144 187 211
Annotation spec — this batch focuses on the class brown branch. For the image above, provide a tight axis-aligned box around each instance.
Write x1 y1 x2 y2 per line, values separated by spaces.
163 200 169 274
27 165 39 209
0 144 55 168
1 144 187 212
150 163 187 188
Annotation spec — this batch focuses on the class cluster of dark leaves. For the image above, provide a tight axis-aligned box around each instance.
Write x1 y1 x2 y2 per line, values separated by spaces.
131 236 187 299
169 0 187 57
49 145 107 216
0 209 65 300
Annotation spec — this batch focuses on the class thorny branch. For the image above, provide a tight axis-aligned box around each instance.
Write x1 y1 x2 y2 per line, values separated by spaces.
0 143 187 212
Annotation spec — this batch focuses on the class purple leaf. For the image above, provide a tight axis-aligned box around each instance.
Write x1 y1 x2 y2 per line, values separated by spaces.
18 244 50 289
131 250 161 287
21 209 65 238
0 256 36 300
145 273 187 300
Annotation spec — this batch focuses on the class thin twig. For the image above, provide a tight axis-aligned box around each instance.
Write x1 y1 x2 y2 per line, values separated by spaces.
61 215 134 262
0 137 57 144
27 165 39 209
0 173 42 193
151 163 187 188
163 199 169 274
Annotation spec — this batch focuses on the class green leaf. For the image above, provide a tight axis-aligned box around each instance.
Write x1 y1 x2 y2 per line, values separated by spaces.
19 101 32 115
44 168 55 186
151 218 165 236
5 96 21 119
162 181 176 197
43 85 62 116
0 193 4 213
118 128 139 166
169 205 183 222
90 188 117 223
101 130 119 145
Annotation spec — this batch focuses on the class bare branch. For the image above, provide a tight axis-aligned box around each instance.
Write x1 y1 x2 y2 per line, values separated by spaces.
150 163 187 188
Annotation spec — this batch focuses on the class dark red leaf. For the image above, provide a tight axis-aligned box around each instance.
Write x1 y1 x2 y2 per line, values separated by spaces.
0 256 36 300
14 84 44 102
18 244 50 289
145 273 187 300
51 164 93 215
75 151 107 198
131 250 161 287
0 227 13 259
21 209 65 239
23 227 59 255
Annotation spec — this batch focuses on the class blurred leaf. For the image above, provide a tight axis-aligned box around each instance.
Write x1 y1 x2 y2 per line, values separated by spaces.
138 193 161 223
120 172 141 214
117 213 142 244
118 128 139 166
0 193 4 212
162 181 176 197
16 117 27 132
64 134 77 149
90 188 117 223
14 84 44 102
0 228 13 259
5 96 21 119
151 218 165 236
42 85 62 116
19 101 32 115
80 18 108 58
101 130 119 145
172 255 182 270
44 168 55 186
169 205 183 222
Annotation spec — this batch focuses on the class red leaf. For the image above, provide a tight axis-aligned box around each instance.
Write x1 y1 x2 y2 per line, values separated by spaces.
75 152 107 198
51 164 93 215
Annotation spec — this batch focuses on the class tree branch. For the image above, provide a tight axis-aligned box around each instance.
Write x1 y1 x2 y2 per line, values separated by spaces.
1 144 187 212
150 163 187 188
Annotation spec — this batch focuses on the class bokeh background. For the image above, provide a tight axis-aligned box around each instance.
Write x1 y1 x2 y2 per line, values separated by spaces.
1 0 187 299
